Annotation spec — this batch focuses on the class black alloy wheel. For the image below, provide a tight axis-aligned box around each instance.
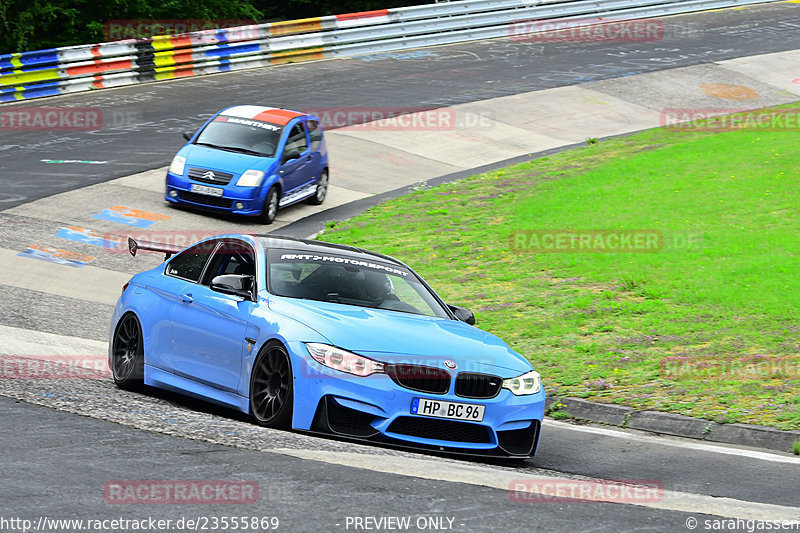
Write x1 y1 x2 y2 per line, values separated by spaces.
250 341 293 428
111 313 144 390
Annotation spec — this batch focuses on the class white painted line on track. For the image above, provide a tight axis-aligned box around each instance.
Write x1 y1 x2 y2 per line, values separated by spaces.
544 419 800 464
271 449 800 521
0 324 107 356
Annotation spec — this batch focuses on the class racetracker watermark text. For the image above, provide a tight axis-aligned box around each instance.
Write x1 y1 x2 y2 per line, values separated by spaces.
1 355 109 379
0 108 143 131
509 230 702 253
509 17 664 42
509 479 663 503
104 230 224 254
662 356 800 380
661 108 800 131
0 108 100 131
104 19 258 40
104 480 258 504
303 107 492 131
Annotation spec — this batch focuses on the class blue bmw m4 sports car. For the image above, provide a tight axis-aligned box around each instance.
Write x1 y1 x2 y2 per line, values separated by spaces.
110 234 545 458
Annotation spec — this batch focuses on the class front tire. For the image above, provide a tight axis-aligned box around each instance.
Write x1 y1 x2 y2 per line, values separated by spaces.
306 169 328 205
250 341 293 428
258 186 279 224
111 313 144 391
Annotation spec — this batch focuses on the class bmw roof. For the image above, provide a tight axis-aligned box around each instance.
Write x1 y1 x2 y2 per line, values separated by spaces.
255 235 405 267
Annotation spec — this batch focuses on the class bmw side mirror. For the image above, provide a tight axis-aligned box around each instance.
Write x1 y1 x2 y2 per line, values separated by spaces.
210 274 253 300
281 150 301 164
448 304 476 325
182 132 192 141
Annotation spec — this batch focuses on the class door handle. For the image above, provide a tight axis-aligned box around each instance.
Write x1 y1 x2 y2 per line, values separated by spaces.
181 293 193 303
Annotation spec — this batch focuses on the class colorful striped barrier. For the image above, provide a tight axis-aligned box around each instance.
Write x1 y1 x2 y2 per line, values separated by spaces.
0 0 779 102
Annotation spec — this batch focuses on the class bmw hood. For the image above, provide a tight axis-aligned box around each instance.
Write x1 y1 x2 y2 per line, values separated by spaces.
178 144 276 174
268 297 533 374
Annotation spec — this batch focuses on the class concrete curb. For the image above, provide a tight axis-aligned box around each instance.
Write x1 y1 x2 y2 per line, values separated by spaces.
545 396 800 454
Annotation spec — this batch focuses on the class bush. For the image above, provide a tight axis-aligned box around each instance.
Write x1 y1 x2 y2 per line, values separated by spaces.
1 0 423 54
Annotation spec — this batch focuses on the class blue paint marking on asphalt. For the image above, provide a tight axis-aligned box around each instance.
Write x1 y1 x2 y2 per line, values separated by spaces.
17 247 92 268
92 209 155 228
56 226 122 249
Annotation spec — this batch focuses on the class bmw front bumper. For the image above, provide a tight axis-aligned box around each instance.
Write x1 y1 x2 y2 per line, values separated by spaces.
289 345 545 458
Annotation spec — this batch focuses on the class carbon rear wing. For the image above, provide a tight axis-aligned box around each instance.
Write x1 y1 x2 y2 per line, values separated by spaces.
128 237 183 261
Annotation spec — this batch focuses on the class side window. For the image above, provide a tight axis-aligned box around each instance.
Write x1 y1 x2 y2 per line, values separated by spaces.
166 241 217 282
283 123 308 156
201 240 256 287
307 120 322 150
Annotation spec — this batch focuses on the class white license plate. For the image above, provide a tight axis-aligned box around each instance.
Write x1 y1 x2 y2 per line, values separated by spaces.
190 184 224 197
411 398 485 422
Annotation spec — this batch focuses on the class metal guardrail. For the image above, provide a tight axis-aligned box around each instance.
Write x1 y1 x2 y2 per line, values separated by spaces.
0 0 778 102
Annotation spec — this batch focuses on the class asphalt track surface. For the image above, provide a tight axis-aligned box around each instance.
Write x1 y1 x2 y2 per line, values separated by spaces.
0 398 704 533
2 1 800 208
2 3 800 532
2 394 799 533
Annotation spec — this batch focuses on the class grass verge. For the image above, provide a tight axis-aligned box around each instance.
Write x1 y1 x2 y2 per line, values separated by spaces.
319 105 800 430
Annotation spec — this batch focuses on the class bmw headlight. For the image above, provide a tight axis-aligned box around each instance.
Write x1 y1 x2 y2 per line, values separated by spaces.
502 371 542 395
169 155 186 176
236 170 265 187
305 343 385 377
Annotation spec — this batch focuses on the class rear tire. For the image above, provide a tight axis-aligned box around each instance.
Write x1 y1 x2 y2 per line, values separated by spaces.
258 186 279 224
306 169 328 205
111 313 144 391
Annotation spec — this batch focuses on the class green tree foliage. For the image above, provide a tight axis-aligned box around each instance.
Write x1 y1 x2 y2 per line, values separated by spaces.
0 0 423 55
256 0 422 20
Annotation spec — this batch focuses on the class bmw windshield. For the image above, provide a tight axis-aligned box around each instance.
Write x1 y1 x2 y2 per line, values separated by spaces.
194 116 283 157
267 250 450 318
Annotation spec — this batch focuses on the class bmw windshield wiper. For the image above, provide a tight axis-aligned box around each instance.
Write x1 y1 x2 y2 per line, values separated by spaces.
195 142 266 156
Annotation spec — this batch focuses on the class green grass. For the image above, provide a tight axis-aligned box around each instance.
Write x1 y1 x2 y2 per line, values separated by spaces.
319 105 800 430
